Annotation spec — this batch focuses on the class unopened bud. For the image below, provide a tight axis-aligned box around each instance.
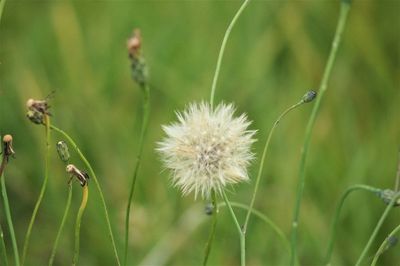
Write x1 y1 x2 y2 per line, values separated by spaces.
378 189 400 207
204 203 214 216
302 90 317 103
26 110 44 125
56 141 70 163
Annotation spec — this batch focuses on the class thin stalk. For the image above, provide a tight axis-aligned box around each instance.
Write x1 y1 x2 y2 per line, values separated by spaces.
371 223 400 265
72 185 88 266
243 100 304 233
355 191 400 266
22 115 51 266
49 184 73 266
50 125 121 266
0 0 6 22
209 0 251 106
290 2 351 265
221 190 245 266
1 172 20 266
0 224 7 266
324 184 381 265
394 149 400 192
221 201 290 253
202 190 218 266
124 84 150 266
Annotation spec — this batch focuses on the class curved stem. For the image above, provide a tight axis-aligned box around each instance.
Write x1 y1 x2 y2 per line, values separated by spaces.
355 191 400 266
50 125 121 266
1 171 20 266
49 184 73 266
22 115 51 266
290 2 351 265
209 0 251 106
0 223 8 266
124 84 150 266
72 185 88 266
221 190 245 266
371 223 400 265
202 190 218 266
243 100 304 233
221 201 290 253
324 184 381 265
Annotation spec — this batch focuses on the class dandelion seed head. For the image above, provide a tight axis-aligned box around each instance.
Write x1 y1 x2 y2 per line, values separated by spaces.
158 102 256 199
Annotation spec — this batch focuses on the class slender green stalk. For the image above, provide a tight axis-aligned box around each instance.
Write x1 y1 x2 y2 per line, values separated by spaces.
124 84 150 266
371 223 400 265
221 190 245 266
222 201 290 253
243 100 304 233
202 190 218 266
0 224 7 266
22 115 51 266
49 184 73 266
72 185 88 266
324 184 381 265
355 191 400 266
290 2 351 265
394 149 400 191
0 0 6 22
1 172 20 266
50 125 121 266
209 0 251 106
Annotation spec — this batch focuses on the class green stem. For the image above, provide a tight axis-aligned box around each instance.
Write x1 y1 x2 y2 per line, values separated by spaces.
222 201 290 253
72 185 88 266
22 115 51 266
221 190 245 266
290 2 351 265
209 0 251 106
48 184 73 266
0 0 6 22
124 84 150 266
243 100 304 233
0 223 7 266
50 125 121 266
1 172 20 266
355 191 400 266
324 184 381 265
202 190 218 266
371 223 400 265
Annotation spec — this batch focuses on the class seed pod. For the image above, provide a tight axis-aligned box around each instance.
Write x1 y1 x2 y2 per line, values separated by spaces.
26 110 44 125
56 141 70 163
302 90 317 103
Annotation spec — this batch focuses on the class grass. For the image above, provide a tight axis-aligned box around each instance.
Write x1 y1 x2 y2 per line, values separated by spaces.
0 0 399 265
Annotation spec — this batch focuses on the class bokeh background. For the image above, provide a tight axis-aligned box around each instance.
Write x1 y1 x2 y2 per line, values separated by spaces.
1 0 399 265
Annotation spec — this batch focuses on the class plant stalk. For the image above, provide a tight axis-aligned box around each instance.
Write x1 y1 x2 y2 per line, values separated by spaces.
72 185 88 266
371 222 400 265
202 190 218 266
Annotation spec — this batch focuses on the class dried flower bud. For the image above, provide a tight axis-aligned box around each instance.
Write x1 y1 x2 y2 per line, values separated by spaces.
127 28 148 88
378 189 400 207
2 134 15 161
56 141 70 163
127 29 142 58
66 164 89 187
26 98 51 115
302 90 317 103
26 110 44 125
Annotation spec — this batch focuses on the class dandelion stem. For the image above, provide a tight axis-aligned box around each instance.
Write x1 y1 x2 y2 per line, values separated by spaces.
49 184 73 266
124 84 150 266
371 222 400 265
209 0 251 106
290 2 351 265
324 184 381 265
243 100 304 234
72 185 88 266
355 191 400 266
0 224 7 266
221 190 245 266
202 190 218 266
50 125 121 266
22 114 51 266
1 172 20 266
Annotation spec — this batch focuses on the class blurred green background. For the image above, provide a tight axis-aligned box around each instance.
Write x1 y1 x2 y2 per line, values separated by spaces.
1 0 399 265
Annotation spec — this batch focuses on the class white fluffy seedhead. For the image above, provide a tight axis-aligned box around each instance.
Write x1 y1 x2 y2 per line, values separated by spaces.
158 102 256 199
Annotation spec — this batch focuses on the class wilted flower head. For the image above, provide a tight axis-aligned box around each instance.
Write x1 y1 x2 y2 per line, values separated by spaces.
158 102 256 199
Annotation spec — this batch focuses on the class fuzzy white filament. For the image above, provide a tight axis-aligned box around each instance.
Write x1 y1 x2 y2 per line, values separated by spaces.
158 102 256 199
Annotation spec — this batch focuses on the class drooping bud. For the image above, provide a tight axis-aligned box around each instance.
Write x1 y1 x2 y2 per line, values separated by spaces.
56 141 70 163
378 189 400 207
302 90 317 103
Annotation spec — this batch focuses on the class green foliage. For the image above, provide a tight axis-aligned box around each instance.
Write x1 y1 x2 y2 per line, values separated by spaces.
0 1 399 265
